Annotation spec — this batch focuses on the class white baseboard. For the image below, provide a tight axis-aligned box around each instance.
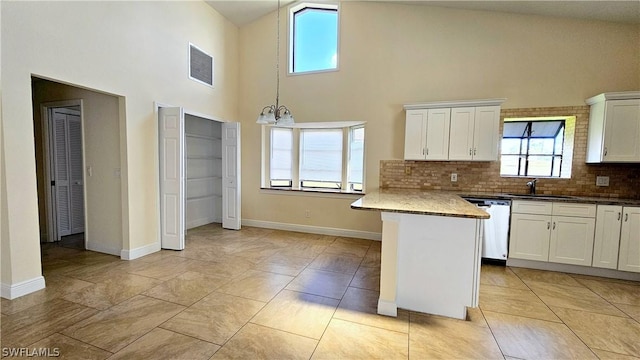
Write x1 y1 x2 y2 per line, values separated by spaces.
377 299 397 317
121 241 161 260
1 276 46 300
241 219 382 241
86 242 121 257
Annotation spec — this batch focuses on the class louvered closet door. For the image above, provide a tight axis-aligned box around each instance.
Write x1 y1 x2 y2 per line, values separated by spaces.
52 108 84 238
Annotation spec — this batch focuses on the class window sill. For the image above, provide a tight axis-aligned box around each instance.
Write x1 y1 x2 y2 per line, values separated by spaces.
260 187 365 199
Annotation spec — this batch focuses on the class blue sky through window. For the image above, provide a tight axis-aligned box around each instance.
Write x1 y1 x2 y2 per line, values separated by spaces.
293 7 338 73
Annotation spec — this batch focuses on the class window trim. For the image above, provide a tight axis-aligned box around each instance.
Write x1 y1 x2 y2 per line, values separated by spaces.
288 2 340 76
261 121 366 194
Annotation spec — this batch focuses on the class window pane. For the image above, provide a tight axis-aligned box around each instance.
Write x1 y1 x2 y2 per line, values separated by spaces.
527 156 553 177
529 139 555 155
555 128 565 154
293 7 338 73
551 156 562 177
270 128 292 182
348 127 364 188
300 129 342 183
500 155 520 176
501 139 521 154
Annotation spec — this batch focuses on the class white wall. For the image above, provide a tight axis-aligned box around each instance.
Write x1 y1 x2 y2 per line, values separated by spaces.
1 1 238 292
238 2 640 234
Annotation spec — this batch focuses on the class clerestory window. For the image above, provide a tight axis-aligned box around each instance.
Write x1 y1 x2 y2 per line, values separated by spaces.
289 3 339 74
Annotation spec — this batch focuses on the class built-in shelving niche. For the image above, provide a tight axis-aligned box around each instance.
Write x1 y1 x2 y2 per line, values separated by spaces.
185 114 222 229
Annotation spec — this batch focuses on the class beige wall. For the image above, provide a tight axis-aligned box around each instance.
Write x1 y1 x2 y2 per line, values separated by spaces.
32 79 123 255
238 2 640 234
1 1 238 288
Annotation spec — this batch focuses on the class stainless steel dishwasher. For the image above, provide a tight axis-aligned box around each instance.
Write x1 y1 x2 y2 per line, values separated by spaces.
463 198 511 265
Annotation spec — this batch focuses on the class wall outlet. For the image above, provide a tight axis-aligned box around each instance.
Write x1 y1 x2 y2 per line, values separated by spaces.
451 173 458 182
405 166 412 175
304 210 311 218
596 176 610 187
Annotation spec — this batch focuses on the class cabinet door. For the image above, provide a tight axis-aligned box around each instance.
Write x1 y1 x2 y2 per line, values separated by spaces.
424 108 451 160
473 106 501 161
404 110 426 160
549 216 595 266
593 205 622 269
603 99 640 162
618 207 640 273
448 107 474 160
509 213 551 261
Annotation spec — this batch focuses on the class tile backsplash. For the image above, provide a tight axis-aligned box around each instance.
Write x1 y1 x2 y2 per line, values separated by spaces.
380 106 640 199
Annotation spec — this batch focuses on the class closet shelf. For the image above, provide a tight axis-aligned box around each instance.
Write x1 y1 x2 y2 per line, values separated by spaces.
186 194 223 201
186 133 222 141
186 176 222 181
187 155 221 160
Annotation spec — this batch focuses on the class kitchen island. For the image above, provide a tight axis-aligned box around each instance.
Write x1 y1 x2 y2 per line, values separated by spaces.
351 189 489 320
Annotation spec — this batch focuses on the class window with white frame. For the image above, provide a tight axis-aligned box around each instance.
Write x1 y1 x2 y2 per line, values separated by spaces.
289 2 339 74
263 122 365 192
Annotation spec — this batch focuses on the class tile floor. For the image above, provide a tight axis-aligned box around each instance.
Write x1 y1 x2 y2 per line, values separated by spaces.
2 224 639 359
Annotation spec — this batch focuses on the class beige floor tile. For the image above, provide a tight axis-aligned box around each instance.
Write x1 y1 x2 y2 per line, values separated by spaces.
1 298 97 348
333 287 409 333
133 250 179 263
251 289 338 339
553 306 640 357
323 241 370 258
576 278 640 306
212 323 317 360
187 257 253 279
217 270 293 302
64 261 126 283
108 328 219 360
27 333 112 359
41 259 87 276
308 252 362 275
527 281 627 316
479 284 560 322
252 253 311 277
484 310 598 359
276 241 329 259
334 237 373 247
143 271 229 306
510 267 584 287
61 295 184 353
409 309 503 359
228 241 283 263
62 273 162 310
126 256 194 281
591 348 640 360
360 247 381 268
480 265 528 289
0 275 93 315
160 292 265 345
312 318 408 360
286 268 353 299
614 303 640 322
350 266 380 291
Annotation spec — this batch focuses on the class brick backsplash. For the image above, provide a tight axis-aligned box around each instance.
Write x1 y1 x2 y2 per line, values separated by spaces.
380 106 640 199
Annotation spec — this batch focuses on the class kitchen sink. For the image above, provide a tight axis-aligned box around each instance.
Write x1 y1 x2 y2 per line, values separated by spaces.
504 193 577 199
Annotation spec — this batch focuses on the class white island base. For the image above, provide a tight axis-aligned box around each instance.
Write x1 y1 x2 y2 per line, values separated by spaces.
378 211 482 320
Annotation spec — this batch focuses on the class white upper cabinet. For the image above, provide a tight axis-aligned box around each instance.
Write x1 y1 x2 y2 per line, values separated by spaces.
404 99 504 161
586 92 640 163
449 106 501 161
404 108 451 160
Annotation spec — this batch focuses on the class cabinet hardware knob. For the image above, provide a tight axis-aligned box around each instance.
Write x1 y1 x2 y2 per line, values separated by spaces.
473 148 477 155
618 212 621 221
426 148 429 155
469 149 472 155
625 213 629 222
553 222 556 230
422 148 425 155
547 222 550 229
604 147 608 156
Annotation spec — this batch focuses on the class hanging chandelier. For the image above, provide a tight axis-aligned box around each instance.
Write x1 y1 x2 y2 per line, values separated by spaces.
256 0 294 126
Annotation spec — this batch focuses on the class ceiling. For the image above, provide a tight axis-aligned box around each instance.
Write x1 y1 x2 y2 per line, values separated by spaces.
205 0 640 27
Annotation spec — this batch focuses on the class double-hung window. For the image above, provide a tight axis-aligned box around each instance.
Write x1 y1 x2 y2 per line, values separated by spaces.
263 122 365 193
289 3 339 74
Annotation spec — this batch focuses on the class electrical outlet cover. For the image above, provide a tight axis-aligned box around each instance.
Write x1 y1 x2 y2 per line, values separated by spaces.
596 176 609 187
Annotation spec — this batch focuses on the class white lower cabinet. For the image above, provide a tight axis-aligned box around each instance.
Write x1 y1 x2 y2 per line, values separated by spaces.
593 205 622 269
618 207 640 273
509 201 596 265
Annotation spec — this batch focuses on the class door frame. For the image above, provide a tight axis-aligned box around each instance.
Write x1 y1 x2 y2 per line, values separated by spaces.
41 99 87 245
154 102 234 249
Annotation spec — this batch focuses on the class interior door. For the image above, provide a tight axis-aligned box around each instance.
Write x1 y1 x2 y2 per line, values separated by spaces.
222 122 241 230
159 107 185 250
50 107 84 239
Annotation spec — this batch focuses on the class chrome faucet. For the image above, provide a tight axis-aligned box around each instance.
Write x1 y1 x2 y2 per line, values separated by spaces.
526 179 538 195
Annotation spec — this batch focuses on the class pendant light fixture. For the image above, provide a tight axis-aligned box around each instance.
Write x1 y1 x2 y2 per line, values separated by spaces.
256 0 294 126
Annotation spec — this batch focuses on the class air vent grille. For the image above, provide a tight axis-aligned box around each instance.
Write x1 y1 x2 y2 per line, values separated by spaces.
189 44 214 87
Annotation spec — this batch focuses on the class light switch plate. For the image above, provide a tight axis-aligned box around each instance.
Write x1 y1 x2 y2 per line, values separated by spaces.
596 176 609 187
451 173 458 182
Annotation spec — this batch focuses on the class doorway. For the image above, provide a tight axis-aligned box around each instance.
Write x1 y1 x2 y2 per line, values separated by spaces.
42 102 86 247
158 107 241 250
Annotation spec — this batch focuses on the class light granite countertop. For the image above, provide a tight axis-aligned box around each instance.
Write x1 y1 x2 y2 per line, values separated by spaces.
350 188 490 219
459 192 640 206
